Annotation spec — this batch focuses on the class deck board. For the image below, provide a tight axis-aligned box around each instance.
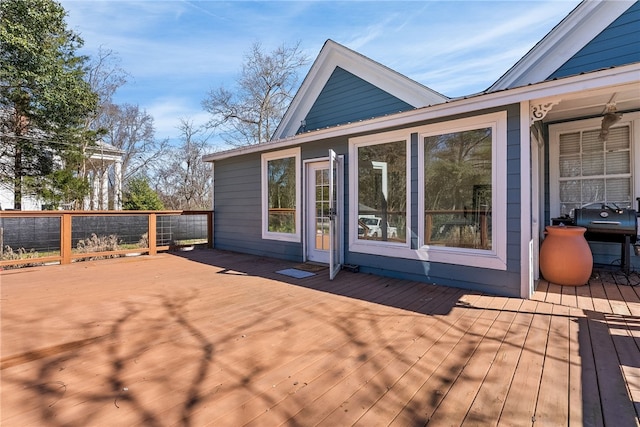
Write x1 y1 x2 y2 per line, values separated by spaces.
1 250 639 426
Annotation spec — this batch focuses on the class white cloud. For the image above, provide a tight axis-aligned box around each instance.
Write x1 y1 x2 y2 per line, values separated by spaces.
145 97 209 140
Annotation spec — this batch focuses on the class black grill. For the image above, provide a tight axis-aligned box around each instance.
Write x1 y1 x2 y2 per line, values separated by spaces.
573 204 638 273
574 207 637 243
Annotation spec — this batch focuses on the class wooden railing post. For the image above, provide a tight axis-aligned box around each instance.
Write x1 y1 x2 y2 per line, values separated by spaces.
61 213 72 264
148 213 157 255
207 211 213 249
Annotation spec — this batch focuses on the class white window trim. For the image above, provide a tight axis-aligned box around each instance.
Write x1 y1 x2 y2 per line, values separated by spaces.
417 111 508 270
261 147 301 242
549 112 639 219
349 111 508 270
348 113 508 270
348 130 411 257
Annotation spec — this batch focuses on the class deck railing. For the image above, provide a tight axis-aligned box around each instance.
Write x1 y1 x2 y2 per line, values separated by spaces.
0 210 213 267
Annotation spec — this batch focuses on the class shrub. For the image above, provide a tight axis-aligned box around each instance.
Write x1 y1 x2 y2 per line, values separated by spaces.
1 245 41 269
76 234 120 260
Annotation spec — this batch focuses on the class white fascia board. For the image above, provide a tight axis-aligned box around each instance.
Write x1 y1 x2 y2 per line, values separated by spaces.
489 0 635 92
203 62 640 163
273 40 447 140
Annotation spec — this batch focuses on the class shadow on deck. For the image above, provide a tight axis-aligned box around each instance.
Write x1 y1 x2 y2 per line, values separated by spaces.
1 249 638 426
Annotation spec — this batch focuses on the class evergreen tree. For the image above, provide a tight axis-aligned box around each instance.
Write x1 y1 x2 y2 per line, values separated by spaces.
0 0 98 209
123 177 164 210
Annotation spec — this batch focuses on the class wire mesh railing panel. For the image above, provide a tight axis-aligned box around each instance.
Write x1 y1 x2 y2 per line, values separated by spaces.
157 214 208 246
0 216 61 255
72 215 149 252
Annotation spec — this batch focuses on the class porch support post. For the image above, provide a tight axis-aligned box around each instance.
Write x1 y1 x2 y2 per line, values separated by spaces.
520 101 534 298
101 168 109 210
114 160 122 210
92 171 100 210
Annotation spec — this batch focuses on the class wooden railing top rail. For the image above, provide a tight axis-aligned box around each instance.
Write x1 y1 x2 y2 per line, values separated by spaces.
0 210 210 217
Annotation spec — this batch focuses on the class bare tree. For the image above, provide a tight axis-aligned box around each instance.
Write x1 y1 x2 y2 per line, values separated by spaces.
95 103 168 182
85 47 128 117
154 119 213 210
202 41 308 146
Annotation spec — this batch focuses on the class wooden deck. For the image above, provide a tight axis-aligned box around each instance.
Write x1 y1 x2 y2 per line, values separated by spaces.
1 249 639 426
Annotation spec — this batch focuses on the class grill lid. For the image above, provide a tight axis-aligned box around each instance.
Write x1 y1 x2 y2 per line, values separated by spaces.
574 205 637 242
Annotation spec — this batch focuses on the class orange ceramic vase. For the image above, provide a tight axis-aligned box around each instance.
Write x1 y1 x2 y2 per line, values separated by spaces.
539 225 593 286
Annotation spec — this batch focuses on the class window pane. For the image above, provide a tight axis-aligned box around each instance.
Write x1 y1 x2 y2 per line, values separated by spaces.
424 128 492 249
315 168 329 249
582 152 604 176
606 151 630 174
581 179 605 204
582 130 602 152
358 141 406 242
607 126 629 150
559 154 580 177
559 132 580 155
606 178 631 205
560 180 581 203
267 157 296 233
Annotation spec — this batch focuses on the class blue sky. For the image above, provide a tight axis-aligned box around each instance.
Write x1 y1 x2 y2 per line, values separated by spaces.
60 0 582 147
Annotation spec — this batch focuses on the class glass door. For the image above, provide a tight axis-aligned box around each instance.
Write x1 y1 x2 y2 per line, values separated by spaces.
329 149 342 280
306 161 330 264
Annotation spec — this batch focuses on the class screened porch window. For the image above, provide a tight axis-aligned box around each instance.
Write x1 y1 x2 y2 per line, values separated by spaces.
557 126 631 215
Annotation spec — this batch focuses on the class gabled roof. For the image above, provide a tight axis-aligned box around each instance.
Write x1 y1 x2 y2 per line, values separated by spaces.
489 0 637 92
272 39 448 140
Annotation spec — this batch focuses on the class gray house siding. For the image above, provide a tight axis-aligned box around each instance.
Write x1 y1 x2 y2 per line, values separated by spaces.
301 67 414 133
213 152 302 261
549 2 640 79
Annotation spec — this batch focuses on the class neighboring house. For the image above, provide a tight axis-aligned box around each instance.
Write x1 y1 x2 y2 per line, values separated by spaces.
83 140 124 211
204 0 640 297
0 140 124 211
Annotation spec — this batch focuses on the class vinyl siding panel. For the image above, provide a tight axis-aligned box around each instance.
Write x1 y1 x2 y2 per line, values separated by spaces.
213 152 302 261
302 67 413 133
549 2 640 79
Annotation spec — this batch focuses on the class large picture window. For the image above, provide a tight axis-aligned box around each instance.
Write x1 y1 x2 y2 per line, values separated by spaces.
350 131 409 250
261 148 301 242
418 112 507 270
423 128 492 250
349 112 506 270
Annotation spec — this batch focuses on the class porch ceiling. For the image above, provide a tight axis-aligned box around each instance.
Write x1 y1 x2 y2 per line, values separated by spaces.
538 80 639 123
